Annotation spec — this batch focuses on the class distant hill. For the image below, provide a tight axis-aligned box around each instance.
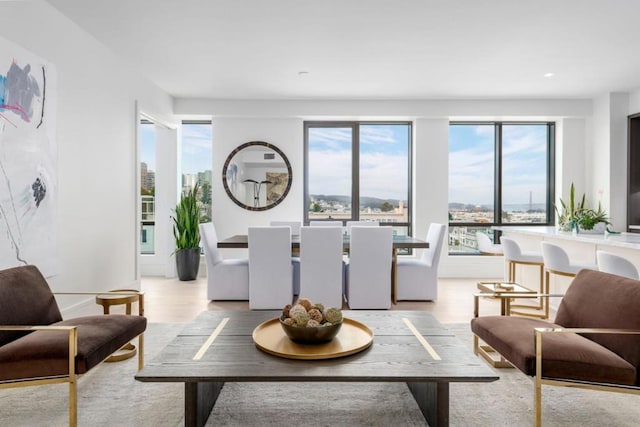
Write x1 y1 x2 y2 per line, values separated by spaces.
310 194 405 209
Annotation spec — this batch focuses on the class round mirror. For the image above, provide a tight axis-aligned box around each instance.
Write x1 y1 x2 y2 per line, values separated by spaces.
222 141 292 211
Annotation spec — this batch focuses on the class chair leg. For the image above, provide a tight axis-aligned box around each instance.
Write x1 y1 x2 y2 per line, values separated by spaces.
69 378 77 427
544 269 550 320
138 333 145 371
534 379 542 427
508 261 514 282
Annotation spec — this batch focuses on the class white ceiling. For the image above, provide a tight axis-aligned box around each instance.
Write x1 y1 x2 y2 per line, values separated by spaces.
47 0 640 100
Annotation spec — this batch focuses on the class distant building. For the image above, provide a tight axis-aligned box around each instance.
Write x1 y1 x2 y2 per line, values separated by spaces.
197 170 212 185
141 162 155 191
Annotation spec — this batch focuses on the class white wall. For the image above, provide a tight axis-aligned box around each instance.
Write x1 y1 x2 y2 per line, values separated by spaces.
629 89 640 114
0 1 173 310
589 92 631 230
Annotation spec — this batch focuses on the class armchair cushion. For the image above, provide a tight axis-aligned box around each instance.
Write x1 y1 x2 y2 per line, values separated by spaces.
471 315 636 385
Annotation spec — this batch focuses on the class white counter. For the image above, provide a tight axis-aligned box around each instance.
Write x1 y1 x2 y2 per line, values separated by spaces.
494 226 640 250
493 225 640 301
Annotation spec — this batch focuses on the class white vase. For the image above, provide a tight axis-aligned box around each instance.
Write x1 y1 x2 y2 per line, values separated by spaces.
578 222 606 234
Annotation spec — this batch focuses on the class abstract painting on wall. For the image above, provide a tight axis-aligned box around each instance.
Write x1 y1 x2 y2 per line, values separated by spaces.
0 36 58 276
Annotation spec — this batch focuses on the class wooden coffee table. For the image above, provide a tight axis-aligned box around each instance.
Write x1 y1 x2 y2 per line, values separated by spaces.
135 310 497 427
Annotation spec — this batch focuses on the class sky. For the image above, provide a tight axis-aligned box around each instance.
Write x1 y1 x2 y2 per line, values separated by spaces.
140 122 212 174
308 124 410 200
448 124 548 206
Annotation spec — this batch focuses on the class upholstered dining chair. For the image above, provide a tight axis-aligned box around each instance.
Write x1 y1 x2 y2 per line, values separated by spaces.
345 226 393 309
299 226 344 308
476 231 503 255
199 222 249 301
269 220 302 237
269 220 302 294
310 220 343 227
396 223 446 301
346 220 378 235
248 226 294 309
596 250 640 279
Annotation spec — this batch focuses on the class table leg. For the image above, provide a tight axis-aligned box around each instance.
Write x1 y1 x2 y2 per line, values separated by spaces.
406 381 449 426
185 381 224 427
392 248 398 304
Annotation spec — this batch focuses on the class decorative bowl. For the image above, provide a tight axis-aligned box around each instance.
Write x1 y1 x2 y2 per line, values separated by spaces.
279 316 343 344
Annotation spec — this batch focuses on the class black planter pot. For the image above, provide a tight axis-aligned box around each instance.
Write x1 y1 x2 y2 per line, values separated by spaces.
176 248 200 281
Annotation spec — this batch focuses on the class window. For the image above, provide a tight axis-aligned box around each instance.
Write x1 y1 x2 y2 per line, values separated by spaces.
140 119 156 255
448 122 555 254
181 121 213 222
304 122 412 237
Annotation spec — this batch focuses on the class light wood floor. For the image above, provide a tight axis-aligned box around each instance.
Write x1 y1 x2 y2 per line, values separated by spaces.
138 277 508 324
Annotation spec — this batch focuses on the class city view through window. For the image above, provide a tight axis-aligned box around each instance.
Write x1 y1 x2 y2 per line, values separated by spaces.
306 123 411 236
140 121 212 254
448 123 553 254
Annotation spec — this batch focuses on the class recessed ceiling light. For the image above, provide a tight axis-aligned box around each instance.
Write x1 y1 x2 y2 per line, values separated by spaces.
543 72 555 78
298 71 310 76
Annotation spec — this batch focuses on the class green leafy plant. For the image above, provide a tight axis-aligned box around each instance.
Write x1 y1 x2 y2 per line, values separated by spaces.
172 183 201 251
555 183 609 231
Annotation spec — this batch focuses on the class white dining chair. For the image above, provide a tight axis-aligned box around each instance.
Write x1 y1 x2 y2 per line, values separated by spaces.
269 221 302 237
596 250 640 279
248 226 294 309
345 226 393 309
199 222 249 300
396 223 446 301
299 226 344 308
310 220 343 227
346 220 378 235
270 220 302 294
476 231 503 255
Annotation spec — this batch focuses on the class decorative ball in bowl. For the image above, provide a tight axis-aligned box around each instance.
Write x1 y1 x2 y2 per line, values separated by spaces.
280 298 343 344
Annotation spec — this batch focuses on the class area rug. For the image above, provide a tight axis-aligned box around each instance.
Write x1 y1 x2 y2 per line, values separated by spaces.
1 322 639 426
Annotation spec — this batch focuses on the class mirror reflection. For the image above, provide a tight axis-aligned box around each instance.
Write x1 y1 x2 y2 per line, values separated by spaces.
222 141 292 211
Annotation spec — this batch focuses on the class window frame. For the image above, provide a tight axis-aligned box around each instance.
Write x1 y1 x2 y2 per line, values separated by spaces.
303 121 413 236
448 121 555 254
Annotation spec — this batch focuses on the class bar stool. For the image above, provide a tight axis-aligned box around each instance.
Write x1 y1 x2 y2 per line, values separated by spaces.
476 231 503 255
95 289 142 362
499 237 545 318
596 250 639 279
541 242 597 318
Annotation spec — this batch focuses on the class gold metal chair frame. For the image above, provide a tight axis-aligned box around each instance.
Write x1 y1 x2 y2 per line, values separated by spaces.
534 327 640 427
0 291 145 427
472 291 559 368
506 259 548 319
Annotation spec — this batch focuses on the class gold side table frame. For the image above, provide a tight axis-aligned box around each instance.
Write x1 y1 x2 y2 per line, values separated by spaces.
506 259 548 319
474 282 538 368
95 289 140 362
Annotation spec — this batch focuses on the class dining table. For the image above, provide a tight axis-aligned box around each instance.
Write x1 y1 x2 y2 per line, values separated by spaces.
217 233 429 304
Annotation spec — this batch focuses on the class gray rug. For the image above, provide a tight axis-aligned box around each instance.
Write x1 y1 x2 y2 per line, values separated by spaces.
1 322 639 426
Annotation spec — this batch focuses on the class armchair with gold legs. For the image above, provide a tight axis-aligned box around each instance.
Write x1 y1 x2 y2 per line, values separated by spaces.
471 269 640 427
0 265 147 427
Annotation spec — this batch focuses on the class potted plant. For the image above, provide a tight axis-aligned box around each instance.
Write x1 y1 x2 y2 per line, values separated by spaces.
172 183 201 281
555 183 609 233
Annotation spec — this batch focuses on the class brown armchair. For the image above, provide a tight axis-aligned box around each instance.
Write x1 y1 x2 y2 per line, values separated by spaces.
471 269 640 427
0 265 147 427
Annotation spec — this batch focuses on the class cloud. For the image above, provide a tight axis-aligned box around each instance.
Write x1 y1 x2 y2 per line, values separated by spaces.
308 150 408 200
308 124 410 200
